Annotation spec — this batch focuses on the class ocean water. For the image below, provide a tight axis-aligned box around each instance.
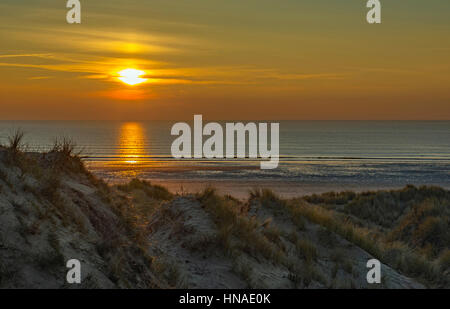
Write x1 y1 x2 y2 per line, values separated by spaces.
0 121 449 194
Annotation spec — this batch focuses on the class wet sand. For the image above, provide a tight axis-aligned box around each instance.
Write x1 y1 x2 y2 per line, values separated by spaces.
86 161 450 199
102 177 449 199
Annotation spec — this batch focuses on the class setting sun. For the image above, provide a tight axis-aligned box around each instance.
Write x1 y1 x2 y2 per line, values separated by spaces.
117 69 147 86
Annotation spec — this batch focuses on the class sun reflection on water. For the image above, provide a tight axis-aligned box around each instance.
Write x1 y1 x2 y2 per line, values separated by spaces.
118 122 147 164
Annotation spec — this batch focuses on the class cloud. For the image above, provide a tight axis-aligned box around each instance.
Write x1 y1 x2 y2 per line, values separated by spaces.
0 53 54 59
28 76 53 80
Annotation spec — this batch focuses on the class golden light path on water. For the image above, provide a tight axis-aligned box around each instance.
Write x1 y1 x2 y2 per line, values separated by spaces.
118 122 147 164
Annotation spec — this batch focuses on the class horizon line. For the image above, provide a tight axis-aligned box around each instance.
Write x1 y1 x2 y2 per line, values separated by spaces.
1 119 450 122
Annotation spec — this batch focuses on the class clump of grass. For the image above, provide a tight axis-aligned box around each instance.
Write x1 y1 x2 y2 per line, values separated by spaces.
151 257 187 288
46 137 89 174
396 251 439 282
7 129 25 153
288 262 325 288
2 130 29 168
263 225 284 250
304 191 356 206
285 198 446 285
198 187 283 264
237 218 283 263
295 238 318 263
218 226 235 257
197 187 241 228
199 187 332 287
389 198 450 258
250 188 286 211
50 137 79 157
342 185 449 229
38 171 85 229
232 258 254 288
250 188 306 230
287 199 382 258
118 179 173 201
87 194 158 288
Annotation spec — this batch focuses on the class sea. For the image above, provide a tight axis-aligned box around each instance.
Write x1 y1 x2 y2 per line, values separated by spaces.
1 121 449 197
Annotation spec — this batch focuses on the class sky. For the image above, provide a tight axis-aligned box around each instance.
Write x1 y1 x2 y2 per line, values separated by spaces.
0 0 449 120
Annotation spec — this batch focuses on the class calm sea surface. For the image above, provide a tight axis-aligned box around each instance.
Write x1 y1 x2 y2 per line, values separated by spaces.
1 121 449 195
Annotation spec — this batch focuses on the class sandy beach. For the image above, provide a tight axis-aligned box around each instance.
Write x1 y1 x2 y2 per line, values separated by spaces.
1 146 448 288
128 179 427 199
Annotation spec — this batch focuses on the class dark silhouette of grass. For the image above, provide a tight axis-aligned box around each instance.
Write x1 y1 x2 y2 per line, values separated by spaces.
7 129 25 153
50 137 79 157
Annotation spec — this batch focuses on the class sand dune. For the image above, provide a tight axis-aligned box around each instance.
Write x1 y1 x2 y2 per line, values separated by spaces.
0 146 448 288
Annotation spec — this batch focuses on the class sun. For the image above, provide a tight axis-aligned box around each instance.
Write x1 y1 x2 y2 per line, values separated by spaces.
117 69 147 86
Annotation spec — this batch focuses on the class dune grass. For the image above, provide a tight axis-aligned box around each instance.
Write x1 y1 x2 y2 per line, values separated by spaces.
1 137 448 288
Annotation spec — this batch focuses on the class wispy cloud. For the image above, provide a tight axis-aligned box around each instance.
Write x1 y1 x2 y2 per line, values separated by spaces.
28 76 53 80
0 51 348 88
0 53 54 59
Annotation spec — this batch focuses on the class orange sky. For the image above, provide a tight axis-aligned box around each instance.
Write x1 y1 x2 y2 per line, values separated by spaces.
0 0 449 120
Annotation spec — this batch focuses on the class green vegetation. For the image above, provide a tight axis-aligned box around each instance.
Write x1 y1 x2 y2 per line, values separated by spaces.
197 187 283 264
117 178 173 201
299 186 450 287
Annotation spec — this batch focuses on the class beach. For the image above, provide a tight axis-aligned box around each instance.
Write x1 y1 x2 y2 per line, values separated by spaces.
1 145 448 288
3 120 448 198
102 178 450 200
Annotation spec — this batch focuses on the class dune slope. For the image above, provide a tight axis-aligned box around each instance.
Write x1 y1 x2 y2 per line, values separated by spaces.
1 146 448 288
